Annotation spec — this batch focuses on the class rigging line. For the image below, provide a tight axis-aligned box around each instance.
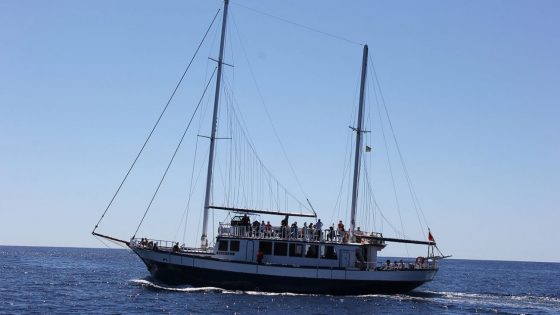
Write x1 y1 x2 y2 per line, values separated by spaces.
92 9 221 233
363 165 403 237
231 1 362 46
174 134 200 243
133 68 217 239
220 73 312 213
333 69 364 222
179 76 214 244
368 55 429 236
373 75 407 241
230 13 314 214
93 234 112 249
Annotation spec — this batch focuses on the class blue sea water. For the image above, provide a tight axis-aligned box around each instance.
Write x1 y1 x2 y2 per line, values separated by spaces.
1 246 558 314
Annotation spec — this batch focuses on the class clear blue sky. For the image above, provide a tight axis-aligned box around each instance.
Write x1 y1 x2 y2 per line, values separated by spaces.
1 0 559 262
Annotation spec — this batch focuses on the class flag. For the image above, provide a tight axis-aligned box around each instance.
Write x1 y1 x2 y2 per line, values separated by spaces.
428 231 435 242
365 145 372 152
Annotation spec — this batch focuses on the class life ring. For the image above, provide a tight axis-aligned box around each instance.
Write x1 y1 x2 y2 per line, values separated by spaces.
416 256 425 264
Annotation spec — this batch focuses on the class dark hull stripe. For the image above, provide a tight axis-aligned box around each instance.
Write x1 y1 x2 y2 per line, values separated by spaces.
142 259 430 295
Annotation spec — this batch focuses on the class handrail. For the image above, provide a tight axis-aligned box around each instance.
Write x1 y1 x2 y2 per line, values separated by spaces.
217 222 386 245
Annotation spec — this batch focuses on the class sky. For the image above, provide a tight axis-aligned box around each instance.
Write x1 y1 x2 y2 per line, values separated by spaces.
1 0 559 262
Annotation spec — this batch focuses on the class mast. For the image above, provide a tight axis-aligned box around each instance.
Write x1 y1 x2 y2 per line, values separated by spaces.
201 0 229 249
349 44 368 234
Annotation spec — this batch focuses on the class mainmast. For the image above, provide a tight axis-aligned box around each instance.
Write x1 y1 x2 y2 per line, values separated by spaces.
201 0 229 249
349 44 368 234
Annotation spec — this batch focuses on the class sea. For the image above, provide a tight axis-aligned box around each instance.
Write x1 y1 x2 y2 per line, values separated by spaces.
1 246 558 314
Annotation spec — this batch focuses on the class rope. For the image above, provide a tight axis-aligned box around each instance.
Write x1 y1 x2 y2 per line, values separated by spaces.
231 1 362 46
133 68 217 238
216 75 313 215
230 12 315 215
92 9 221 233
369 54 430 238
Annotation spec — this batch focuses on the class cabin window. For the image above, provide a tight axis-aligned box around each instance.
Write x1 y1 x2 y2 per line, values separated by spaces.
289 243 304 257
230 240 240 252
218 240 228 251
321 245 337 260
273 242 288 256
305 245 318 258
260 241 272 255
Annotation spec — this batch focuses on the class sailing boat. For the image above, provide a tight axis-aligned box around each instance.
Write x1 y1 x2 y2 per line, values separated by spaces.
93 0 445 295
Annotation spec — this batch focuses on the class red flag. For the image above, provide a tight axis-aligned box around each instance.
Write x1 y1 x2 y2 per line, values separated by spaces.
428 231 435 242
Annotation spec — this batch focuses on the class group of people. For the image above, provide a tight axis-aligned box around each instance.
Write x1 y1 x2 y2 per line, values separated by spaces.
381 259 418 271
139 238 184 253
139 238 158 250
229 215 358 243
280 219 324 241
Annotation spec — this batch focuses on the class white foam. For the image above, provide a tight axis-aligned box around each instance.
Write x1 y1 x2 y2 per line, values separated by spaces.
129 279 230 293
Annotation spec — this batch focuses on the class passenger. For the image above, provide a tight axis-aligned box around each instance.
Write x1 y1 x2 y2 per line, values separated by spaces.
337 220 345 241
242 214 250 236
265 221 272 237
172 242 179 253
327 225 335 241
153 242 158 251
281 215 289 238
315 219 323 231
260 220 265 237
256 248 264 264
398 259 404 270
302 222 308 240
315 219 323 241
290 221 298 239
242 214 249 226
252 220 260 237
384 259 391 270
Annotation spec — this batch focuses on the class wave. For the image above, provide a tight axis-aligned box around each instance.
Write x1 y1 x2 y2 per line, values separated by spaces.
129 279 559 312
130 279 229 293
404 290 560 313
129 279 316 297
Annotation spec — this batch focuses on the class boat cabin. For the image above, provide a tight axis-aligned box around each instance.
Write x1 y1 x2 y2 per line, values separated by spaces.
213 222 386 270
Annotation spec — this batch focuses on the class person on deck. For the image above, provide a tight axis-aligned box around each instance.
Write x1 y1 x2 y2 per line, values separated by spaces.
265 221 272 237
172 242 179 253
327 225 335 241
260 220 265 237
337 220 345 242
290 222 298 239
315 219 323 241
242 214 250 236
252 220 260 237
281 216 289 239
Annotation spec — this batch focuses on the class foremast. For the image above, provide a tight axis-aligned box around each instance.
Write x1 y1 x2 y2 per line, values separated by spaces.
349 44 368 235
201 0 229 249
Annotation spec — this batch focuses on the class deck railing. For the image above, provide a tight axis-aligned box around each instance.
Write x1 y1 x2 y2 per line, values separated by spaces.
130 237 437 270
217 222 383 245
